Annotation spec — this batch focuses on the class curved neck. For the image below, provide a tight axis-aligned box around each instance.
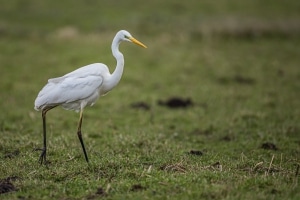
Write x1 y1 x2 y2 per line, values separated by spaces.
109 36 124 88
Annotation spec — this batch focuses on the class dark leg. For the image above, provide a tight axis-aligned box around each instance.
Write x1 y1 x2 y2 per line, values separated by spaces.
77 109 89 163
38 106 55 165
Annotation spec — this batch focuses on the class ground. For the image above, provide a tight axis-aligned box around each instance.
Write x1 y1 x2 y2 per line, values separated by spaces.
0 0 299 199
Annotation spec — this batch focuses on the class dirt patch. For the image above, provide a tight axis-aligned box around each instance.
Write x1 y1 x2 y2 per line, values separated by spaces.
0 176 19 194
130 102 151 110
188 150 203 156
158 97 193 109
4 150 20 159
130 184 146 192
220 135 234 141
86 187 107 199
95 187 107 196
261 142 278 150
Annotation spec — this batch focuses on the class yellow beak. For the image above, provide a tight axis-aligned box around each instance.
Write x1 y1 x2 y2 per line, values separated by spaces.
129 37 147 48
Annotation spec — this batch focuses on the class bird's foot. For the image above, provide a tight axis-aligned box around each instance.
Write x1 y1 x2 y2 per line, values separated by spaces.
35 148 47 165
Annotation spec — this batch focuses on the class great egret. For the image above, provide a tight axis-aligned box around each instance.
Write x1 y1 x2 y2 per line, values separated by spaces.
34 30 147 164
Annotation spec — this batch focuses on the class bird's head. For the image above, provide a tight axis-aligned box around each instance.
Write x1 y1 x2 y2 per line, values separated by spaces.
118 30 147 48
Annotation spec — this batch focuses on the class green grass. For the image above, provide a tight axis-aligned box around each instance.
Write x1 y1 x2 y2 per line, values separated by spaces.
1 0 300 199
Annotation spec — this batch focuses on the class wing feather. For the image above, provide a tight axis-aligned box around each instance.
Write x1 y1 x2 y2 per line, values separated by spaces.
34 63 108 110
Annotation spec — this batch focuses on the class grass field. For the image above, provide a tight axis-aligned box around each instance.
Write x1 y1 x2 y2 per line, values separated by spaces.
1 0 300 199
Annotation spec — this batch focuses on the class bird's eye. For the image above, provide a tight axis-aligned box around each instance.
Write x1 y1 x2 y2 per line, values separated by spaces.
124 35 129 39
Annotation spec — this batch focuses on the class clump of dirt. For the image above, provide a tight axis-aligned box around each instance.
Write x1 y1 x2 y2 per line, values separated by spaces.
157 97 193 109
188 150 203 156
86 187 107 199
95 187 107 196
261 142 278 150
130 102 151 110
220 135 234 141
4 150 20 159
130 184 146 192
0 176 19 194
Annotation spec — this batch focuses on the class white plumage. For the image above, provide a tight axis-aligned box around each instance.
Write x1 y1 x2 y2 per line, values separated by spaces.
34 30 147 164
34 63 107 112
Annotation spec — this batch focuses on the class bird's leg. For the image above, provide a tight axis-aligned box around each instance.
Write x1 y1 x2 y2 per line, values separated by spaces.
37 106 55 165
77 109 89 163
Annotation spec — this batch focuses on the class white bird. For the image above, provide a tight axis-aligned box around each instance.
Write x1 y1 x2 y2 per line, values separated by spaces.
34 30 147 164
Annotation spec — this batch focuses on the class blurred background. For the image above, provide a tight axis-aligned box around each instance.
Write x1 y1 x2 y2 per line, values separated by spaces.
0 0 299 129
0 1 300 198
1 0 299 38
